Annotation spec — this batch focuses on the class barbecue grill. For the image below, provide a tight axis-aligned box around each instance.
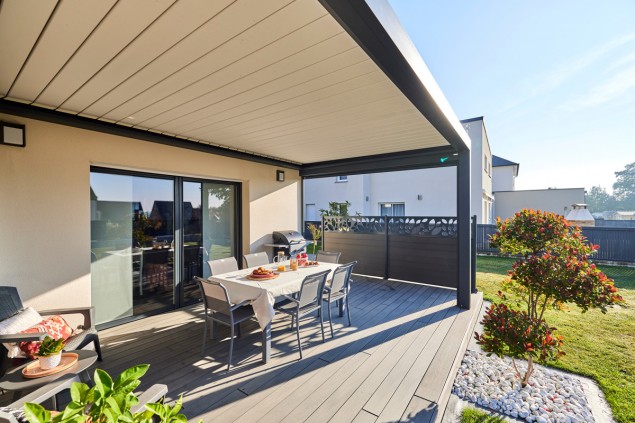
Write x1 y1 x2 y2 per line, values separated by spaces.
266 230 309 257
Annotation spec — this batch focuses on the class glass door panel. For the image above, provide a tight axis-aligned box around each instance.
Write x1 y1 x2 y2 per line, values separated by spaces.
181 181 237 305
90 171 174 324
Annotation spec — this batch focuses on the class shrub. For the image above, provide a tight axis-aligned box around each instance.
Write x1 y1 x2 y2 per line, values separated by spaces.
476 209 623 385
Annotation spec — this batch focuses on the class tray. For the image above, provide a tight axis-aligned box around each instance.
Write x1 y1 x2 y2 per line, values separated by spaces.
22 353 79 379
302 263 320 268
246 273 279 281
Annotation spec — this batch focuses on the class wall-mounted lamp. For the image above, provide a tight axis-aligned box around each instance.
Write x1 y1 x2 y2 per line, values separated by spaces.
276 170 285 182
365 196 369 202
0 122 26 147
417 194 423 201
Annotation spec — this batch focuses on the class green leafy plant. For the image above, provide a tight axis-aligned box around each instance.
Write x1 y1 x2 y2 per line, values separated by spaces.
23 365 195 423
36 336 65 357
307 223 321 254
475 209 623 386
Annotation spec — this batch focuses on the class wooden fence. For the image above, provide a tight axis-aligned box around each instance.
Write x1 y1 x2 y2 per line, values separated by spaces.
322 216 459 288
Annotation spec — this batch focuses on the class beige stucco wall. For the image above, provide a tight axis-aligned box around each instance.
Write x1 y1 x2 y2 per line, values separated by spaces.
0 114 300 313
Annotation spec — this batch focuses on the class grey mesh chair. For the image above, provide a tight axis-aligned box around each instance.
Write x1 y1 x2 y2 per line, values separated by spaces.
324 261 357 337
194 277 255 371
275 270 330 359
207 257 239 275
316 251 341 264
0 286 102 378
243 252 269 268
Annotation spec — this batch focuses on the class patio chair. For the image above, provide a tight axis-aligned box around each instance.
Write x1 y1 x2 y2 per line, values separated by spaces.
274 270 330 359
0 287 103 378
323 261 357 337
194 277 255 371
207 257 238 275
243 252 269 268
316 251 341 264
0 373 168 423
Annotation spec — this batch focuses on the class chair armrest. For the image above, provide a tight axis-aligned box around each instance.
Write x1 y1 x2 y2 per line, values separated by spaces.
0 332 46 343
38 306 95 330
130 384 169 414
9 373 81 408
230 300 251 311
281 295 299 304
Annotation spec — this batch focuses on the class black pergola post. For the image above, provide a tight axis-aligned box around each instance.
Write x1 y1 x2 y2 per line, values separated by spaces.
457 149 471 309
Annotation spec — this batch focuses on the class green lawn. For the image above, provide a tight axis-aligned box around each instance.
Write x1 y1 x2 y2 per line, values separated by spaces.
460 408 505 423
476 256 635 423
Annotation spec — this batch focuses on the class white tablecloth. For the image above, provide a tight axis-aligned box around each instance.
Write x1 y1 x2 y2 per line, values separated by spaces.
208 262 339 329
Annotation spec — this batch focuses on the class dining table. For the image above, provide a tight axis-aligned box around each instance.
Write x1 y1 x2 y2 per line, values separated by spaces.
207 261 340 363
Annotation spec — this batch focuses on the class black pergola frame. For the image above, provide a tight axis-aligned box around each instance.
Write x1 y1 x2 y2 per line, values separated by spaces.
0 0 472 309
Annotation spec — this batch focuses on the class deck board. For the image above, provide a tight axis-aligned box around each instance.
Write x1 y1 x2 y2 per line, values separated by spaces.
90 277 482 423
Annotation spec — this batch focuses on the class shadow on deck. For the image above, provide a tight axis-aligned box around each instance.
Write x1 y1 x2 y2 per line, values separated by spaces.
98 277 483 422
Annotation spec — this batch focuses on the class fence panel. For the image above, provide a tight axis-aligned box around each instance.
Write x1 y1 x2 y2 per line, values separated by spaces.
322 216 459 287
475 224 635 263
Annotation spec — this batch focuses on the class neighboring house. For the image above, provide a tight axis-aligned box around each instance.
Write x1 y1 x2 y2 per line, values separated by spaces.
304 116 494 223
492 155 519 192
493 188 586 220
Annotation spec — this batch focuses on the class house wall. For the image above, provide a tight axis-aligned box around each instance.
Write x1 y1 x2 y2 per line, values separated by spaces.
463 118 492 224
494 188 585 220
492 166 515 191
303 167 458 218
0 114 300 312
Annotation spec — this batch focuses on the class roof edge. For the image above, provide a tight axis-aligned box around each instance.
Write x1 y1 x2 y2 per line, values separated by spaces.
320 0 470 152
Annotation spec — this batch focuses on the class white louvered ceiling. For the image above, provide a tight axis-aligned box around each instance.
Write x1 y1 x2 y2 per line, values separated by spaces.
0 0 452 164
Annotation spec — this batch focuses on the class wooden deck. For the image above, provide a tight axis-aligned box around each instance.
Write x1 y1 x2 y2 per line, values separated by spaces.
98 277 482 422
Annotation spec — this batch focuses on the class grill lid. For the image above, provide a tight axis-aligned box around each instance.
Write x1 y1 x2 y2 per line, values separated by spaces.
272 230 306 245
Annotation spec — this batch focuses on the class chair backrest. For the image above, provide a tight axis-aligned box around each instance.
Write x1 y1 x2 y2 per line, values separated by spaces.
143 248 170 265
207 257 238 275
243 252 269 268
297 270 330 309
0 286 24 322
330 261 357 293
316 251 341 264
194 277 232 316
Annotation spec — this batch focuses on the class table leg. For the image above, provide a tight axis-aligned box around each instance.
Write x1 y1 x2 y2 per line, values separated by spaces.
261 323 271 363
211 321 218 339
80 369 92 385
339 298 345 317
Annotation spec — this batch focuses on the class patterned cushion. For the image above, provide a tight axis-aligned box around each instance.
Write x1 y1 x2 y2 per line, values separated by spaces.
0 307 43 358
18 315 74 359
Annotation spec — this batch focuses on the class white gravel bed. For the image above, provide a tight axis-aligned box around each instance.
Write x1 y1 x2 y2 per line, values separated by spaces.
452 350 595 423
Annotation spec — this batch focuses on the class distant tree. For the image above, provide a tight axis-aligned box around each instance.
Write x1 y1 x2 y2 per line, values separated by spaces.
613 162 635 210
585 186 616 213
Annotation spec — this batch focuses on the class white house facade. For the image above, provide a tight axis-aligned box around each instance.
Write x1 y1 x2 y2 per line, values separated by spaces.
304 116 492 222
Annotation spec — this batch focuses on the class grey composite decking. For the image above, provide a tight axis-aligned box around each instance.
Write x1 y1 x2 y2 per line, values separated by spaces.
96 277 483 422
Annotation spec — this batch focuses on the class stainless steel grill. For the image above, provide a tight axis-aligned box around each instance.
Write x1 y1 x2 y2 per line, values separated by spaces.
268 230 308 257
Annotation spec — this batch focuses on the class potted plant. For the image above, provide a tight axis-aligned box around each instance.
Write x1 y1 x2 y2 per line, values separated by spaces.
35 336 65 370
24 364 194 423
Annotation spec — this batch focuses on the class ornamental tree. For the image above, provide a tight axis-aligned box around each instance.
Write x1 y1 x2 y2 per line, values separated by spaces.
475 209 623 386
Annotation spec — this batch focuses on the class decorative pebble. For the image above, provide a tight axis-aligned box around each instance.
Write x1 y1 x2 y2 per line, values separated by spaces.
452 350 595 422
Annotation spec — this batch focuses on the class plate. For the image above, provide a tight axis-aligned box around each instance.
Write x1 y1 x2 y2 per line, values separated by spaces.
246 273 279 281
302 263 320 267
22 353 79 379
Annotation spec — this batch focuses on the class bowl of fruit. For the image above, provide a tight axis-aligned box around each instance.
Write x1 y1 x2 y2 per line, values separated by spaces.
296 252 309 266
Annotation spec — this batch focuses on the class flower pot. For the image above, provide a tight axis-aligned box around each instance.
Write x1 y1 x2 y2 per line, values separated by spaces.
38 352 62 370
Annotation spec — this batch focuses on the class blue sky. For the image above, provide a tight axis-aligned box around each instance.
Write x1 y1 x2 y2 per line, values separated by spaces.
389 1 635 193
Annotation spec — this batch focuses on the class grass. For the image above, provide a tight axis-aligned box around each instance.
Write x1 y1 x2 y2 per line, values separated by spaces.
460 407 506 423
476 255 635 423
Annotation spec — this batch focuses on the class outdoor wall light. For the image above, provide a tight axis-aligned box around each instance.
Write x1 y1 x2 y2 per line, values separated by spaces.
0 122 26 147
276 170 285 182
417 194 423 201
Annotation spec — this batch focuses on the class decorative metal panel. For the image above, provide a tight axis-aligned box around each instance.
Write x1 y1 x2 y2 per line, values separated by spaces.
323 216 386 234
388 217 457 238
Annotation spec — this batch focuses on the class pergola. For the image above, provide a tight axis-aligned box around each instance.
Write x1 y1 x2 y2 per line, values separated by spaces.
0 0 472 308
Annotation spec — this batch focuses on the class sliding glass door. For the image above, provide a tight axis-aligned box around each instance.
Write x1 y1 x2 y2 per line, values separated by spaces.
182 181 238 305
90 168 240 325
